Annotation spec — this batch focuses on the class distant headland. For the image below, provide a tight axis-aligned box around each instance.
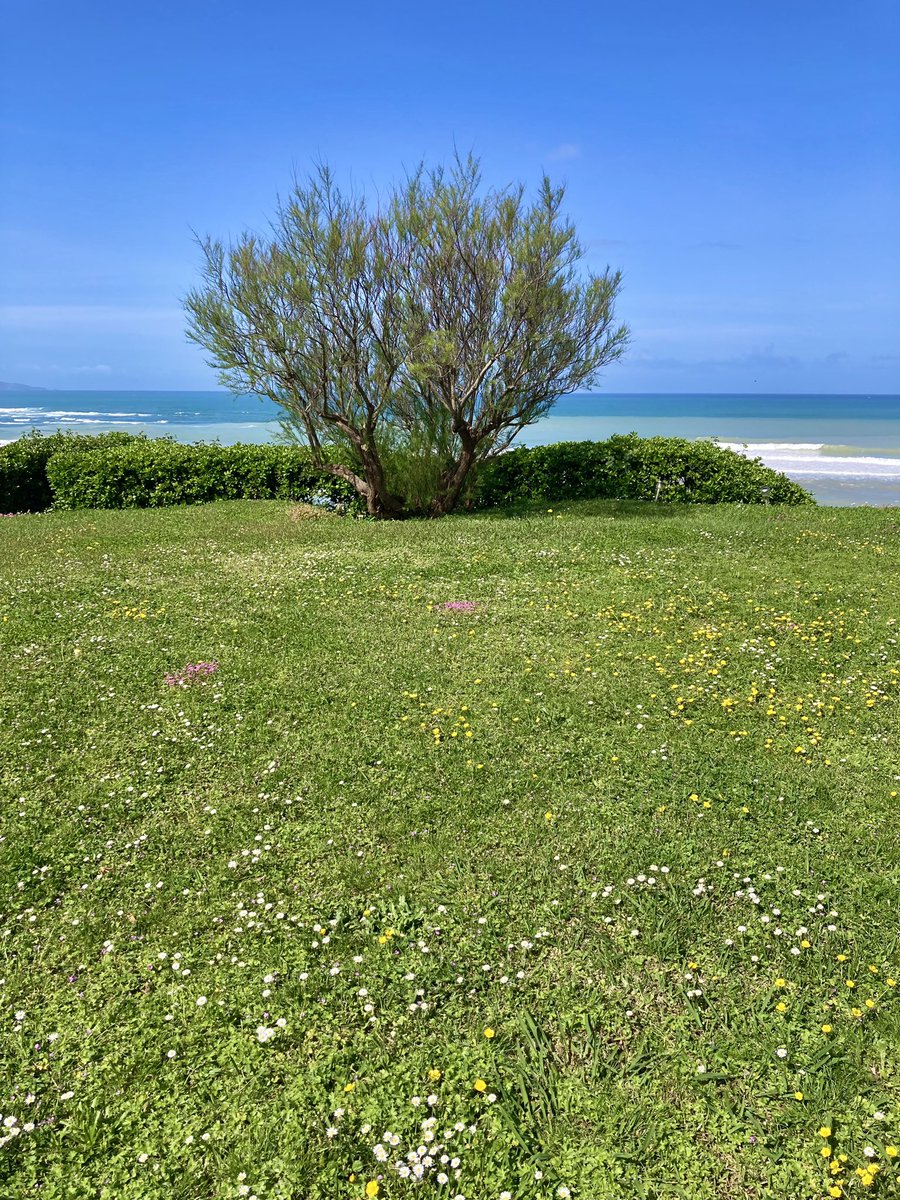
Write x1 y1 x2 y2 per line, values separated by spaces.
0 381 49 392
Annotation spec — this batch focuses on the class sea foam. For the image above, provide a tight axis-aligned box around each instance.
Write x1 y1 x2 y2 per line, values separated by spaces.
723 442 900 479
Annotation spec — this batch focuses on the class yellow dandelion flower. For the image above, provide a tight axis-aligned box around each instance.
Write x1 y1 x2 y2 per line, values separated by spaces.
819 1126 833 1138
829 1189 842 1198
365 1183 380 1197
794 1091 804 1101
473 1079 487 1093
775 978 787 988
821 1145 832 1157
776 1001 787 1013
886 1146 898 1158
483 1027 495 1039
821 1023 833 1034
428 1069 441 1082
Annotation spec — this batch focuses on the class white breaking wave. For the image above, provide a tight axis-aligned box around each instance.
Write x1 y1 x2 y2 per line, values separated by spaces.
723 442 900 479
34 416 168 425
0 417 168 427
0 408 155 419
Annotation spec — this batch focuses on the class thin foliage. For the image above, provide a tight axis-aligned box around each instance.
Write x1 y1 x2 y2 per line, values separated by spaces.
184 157 629 516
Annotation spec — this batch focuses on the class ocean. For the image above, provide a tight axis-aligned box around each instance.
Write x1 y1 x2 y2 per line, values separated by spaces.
2 390 900 506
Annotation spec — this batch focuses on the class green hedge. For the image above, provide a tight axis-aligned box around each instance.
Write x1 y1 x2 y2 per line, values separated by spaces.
0 430 137 513
474 434 813 507
46 440 358 511
1 430 813 514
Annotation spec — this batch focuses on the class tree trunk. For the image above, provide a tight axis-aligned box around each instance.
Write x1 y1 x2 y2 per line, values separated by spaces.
365 486 406 518
359 448 406 519
430 443 478 517
320 459 404 518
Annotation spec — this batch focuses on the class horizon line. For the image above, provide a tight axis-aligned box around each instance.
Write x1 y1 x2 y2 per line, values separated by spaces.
2 388 899 398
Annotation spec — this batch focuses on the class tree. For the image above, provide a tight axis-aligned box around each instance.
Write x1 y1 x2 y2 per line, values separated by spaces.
184 157 628 517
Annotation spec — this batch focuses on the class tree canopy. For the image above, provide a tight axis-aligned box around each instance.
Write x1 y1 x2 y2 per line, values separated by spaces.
185 157 628 517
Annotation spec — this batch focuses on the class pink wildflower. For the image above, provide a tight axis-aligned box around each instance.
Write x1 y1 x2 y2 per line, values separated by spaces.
164 661 219 688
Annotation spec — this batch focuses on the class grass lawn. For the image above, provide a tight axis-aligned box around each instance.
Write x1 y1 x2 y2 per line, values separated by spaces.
1 499 899 1200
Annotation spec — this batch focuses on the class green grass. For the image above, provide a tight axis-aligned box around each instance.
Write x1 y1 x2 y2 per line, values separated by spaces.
1 499 899 1200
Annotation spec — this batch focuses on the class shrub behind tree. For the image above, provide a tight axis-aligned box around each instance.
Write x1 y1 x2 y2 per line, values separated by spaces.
0 430 136 513
46 440 357 511
474 436 814 507
29 433 811 511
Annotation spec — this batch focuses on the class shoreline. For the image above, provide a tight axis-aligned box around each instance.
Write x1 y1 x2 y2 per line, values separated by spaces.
3 392 900 506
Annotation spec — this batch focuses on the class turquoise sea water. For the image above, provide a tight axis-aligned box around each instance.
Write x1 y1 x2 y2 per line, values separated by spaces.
2 390 900 506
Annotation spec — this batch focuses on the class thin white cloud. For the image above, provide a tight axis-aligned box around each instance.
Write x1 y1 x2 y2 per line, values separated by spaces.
636 322 798 339
546 143 581 162
0 305 181 330
26 363 115 376
632 346 801 371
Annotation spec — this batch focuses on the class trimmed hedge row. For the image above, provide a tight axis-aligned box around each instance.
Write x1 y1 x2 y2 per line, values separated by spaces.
0 431 137 513
46 439 357 511
474 435 813 507
0 430 813 513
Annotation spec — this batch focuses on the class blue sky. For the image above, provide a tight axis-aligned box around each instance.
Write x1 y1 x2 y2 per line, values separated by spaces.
1 0 897 393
